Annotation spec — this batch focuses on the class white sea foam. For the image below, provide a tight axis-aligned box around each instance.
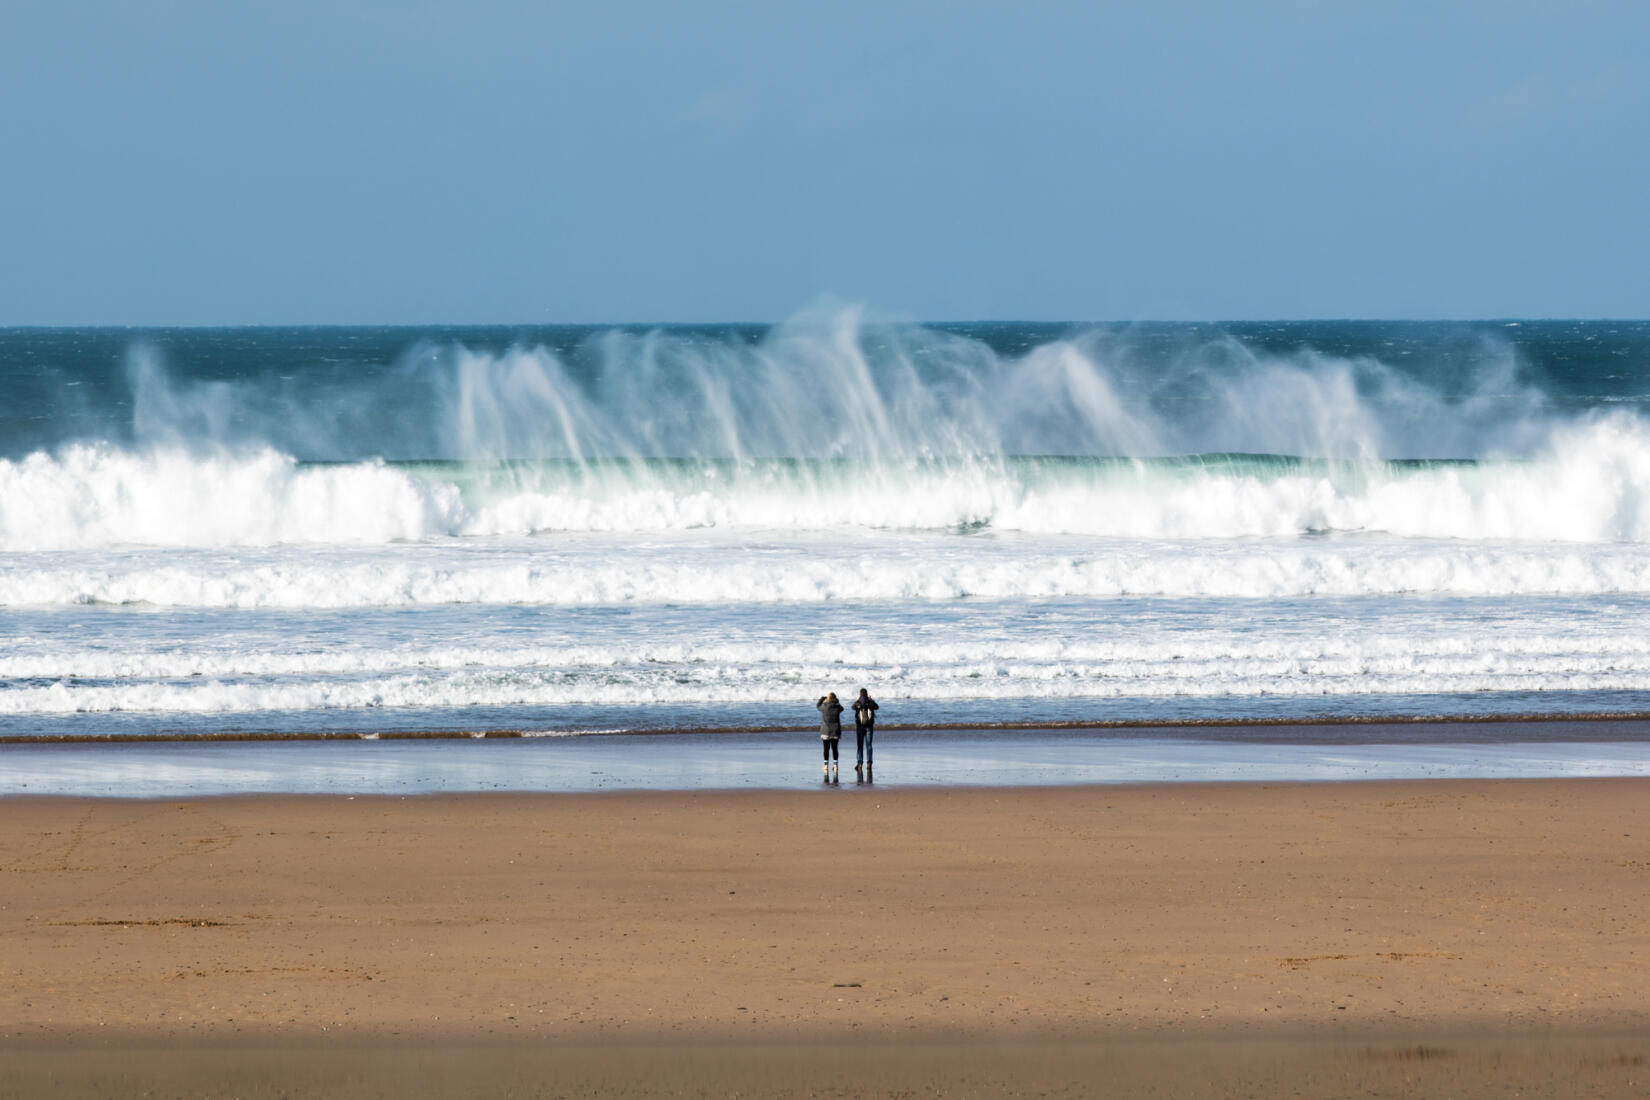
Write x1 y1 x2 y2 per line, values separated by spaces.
9 653 1650 717
10 630 1650 682
7 532 1650 609
0 446 464 550
4 414 1650 551
6 603 1650 718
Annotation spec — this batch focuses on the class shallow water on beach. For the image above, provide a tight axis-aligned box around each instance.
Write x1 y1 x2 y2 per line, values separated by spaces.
6 726 1650 798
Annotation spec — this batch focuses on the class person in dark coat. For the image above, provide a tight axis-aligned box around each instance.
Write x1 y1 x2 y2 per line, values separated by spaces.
817 691 844 774
851 687 879 770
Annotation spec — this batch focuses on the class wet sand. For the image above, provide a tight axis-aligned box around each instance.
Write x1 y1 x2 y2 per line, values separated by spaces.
3 780 1649 1095
4 1033 1648 1099
7 723 1650 797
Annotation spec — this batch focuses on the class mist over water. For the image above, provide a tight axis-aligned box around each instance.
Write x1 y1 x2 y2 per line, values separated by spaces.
109 308 1561 462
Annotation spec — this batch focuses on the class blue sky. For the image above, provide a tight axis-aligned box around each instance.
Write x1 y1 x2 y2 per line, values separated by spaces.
1 0 1646 323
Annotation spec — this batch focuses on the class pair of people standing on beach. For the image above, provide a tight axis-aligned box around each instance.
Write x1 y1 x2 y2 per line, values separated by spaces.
817 688 878 774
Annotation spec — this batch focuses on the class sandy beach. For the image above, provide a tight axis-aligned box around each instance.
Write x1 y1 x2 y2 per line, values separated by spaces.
3 779 1649 1096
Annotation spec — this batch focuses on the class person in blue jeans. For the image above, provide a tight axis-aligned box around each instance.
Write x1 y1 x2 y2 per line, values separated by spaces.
852 687 878 771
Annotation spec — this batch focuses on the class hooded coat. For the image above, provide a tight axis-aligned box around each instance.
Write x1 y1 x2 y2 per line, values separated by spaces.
817 695 844 739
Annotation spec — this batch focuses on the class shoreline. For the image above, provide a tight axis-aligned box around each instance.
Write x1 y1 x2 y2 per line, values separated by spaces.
9 710 1650 745
4 722 1650 798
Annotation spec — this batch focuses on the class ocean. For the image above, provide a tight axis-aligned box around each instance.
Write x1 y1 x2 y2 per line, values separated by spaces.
5 311 1650 789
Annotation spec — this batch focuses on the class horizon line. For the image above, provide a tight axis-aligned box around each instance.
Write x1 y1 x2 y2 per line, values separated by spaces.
1 316 1645 332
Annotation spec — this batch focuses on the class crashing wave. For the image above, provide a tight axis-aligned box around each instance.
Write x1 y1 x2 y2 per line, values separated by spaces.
4 413 1650 550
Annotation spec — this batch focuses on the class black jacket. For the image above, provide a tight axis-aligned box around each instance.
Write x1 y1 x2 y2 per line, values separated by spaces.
817 697 844 738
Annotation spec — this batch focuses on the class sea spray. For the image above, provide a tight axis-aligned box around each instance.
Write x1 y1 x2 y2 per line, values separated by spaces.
21 310 1565 463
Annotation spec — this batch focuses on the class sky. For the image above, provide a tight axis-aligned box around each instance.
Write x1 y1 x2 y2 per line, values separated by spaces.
1 0 1646 324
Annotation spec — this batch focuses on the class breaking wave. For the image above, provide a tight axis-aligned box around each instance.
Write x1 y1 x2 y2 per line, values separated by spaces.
4 414 1650 550
8 309 1649 551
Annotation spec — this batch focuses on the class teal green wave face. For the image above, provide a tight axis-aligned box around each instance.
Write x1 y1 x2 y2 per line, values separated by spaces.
387 452 1491 501
307 444 1623 542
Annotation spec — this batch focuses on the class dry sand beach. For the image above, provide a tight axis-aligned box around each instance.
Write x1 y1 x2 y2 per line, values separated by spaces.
2 778 1649 1097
